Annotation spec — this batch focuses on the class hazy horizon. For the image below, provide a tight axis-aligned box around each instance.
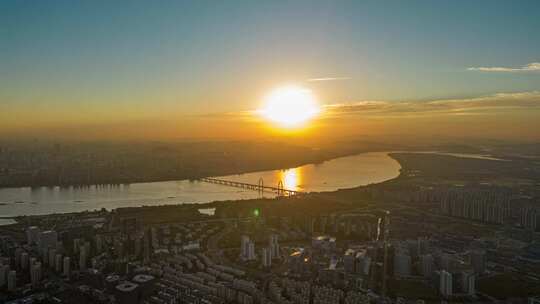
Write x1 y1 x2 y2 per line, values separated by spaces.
2 3 540 301
2 1 540 142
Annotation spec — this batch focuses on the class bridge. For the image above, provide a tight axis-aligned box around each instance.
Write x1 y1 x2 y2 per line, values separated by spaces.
198 177 302 196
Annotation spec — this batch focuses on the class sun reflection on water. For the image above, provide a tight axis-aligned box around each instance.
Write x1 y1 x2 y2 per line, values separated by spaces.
279 167 302 191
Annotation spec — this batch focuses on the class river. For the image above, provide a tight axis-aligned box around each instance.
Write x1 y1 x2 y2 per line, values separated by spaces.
0 152 401 218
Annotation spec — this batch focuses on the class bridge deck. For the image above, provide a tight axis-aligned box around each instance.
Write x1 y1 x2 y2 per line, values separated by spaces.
199 177 302 196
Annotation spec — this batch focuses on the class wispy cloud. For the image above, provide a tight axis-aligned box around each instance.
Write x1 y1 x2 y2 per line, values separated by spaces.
467 62 540 72
307 77 351 82
324 91 540 117
199 91 540 122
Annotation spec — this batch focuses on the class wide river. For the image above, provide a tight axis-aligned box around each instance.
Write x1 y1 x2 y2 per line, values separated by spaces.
0 152 401 218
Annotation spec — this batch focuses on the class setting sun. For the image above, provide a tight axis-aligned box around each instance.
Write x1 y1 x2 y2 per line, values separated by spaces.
259 86 320 128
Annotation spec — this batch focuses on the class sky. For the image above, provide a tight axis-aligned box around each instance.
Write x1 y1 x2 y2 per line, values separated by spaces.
1 0 540 141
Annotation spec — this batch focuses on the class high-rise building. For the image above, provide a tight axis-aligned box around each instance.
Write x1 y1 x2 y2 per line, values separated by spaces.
48 248 57 268
394 252 412 277
73 238 82 254
80 246 88 271
461 271 475 295
406 239 419 258
381 211 390 297
38 230 58 255
417 237 430 255
20 252 29 270
55 253 63 273
78 241 91 271
439 270 453 297
132 274 155 300
344 248 371 275
41 248 48 267
7 270 16 291
262 247 272 268
63 256 71 277
84 241 91 257
470 250 486 274
134 236 142 257
14 248 23 269
319 216 328 233
30 262 42 288
303 216 315 235
240 235 256 261
356 251 371 276
143 229 152 262
344 249 356 273
247 242 255 261
440 253 457 272
95 235 104 254
29 257 36 270
0 236 9 253
519 207 539 231
419 254 434 277
241 235 250 259
115 282 140 304
269 234 280 259
26 226 40 245
0 257 10 267
0 264 8 287
115 238 125 259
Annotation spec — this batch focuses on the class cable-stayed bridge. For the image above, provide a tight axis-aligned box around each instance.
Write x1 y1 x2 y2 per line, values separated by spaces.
198 177 302 196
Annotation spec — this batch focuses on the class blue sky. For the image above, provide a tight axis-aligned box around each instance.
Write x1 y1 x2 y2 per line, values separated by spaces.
1 0 539 137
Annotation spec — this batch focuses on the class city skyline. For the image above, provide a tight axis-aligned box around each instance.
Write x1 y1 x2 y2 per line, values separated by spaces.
2 2 540 303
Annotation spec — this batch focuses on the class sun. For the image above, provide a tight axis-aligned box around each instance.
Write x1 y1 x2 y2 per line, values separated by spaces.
259 85 320 128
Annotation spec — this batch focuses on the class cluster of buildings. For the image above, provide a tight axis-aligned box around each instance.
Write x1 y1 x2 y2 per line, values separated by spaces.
439 195 540 232
240 236 256 262
1 188 539 304
282 232 488 301
268 277 370 304
379 185 540 232
0 215 232 303
240 234 280 268
361 183 540 239
439 199 507 224
153 252 262 304
434 188 513 225
392 238 484 298
0 226 73 294
519 206 540 231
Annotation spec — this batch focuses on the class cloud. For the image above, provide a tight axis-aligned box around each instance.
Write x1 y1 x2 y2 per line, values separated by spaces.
187 91 540 123
307 77 351 82
324 91 540 117
467 62 540 72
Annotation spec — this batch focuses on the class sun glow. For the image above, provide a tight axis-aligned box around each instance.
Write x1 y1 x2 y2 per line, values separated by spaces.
259 86 320 128
280 168 301 191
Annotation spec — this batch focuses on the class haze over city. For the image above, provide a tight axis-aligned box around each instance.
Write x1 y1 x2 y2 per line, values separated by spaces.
1 1 540 304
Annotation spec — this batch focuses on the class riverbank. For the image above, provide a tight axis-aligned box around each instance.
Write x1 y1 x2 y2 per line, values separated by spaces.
0 141 384 189
3 150 532 225
0 152 401 219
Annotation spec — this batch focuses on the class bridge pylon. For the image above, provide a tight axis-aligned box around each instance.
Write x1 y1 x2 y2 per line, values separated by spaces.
277 180 284 196
258 178 264 197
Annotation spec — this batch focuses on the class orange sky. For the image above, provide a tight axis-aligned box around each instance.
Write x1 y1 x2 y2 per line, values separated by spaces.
2 91 539 144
